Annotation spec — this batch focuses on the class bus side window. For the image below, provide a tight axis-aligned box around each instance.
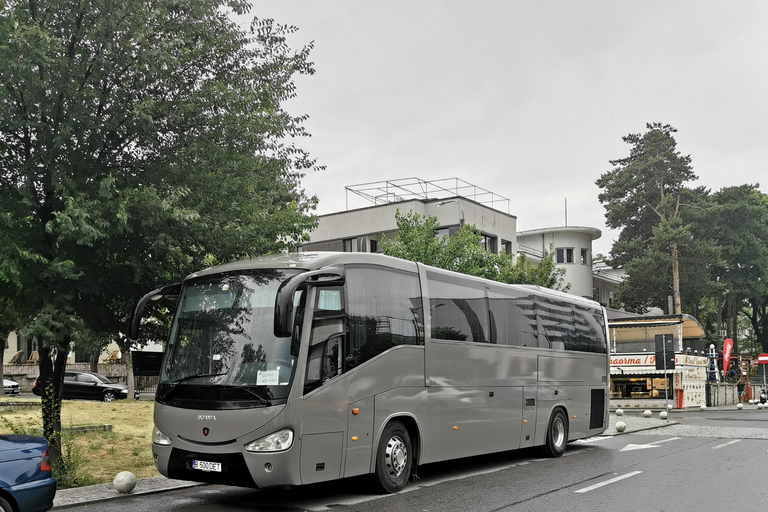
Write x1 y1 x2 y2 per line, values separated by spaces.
304 334 344 394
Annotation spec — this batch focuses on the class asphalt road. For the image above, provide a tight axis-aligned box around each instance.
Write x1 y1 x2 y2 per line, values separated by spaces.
57 409 768 512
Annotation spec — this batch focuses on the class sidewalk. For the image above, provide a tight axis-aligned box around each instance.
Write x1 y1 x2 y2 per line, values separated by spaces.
53 476 201 509
603 410 679 435
52 411 683 509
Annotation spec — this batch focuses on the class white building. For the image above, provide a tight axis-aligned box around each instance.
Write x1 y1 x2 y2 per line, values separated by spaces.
300 178 624 305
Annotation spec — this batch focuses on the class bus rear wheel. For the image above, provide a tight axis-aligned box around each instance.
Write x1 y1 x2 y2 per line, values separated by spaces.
374 421 412 493
542 409 568 457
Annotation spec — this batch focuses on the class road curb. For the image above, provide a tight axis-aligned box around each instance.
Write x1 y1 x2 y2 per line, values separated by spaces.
52 476 203 509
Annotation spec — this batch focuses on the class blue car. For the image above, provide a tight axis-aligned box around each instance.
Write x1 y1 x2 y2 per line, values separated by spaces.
0 435 56 512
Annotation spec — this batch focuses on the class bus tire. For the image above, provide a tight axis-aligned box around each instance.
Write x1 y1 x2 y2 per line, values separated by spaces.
542 408 568 458
374 421 412 493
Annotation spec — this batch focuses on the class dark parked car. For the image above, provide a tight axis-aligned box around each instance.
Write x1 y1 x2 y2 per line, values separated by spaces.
0 434 56 512
32 370 138 402
2 379 20 396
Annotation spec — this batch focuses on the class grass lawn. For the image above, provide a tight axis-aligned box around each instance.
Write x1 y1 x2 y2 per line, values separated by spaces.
0 397 160 487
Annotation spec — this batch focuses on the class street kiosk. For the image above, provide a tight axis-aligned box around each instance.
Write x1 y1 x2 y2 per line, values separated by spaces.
609 315 707 409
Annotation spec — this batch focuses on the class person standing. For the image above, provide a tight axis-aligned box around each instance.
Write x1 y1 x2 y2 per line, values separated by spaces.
736 378 746 403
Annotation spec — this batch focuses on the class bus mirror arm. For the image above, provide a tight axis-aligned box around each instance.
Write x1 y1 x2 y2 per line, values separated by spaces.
129 282 182 340
274 267 345 337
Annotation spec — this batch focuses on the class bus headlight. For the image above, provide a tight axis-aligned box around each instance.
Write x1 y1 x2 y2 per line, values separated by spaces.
244 429 294 452
152 426 172 446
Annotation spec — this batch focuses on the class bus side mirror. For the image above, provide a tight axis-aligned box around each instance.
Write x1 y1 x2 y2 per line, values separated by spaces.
129 283 182 340
274 267 345 338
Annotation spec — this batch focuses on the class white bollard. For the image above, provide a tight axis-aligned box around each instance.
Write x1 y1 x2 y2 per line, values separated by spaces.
737 403 743 410
758 403 764 410
700 404 707 410
616 409 624 417
667 404 673 410
114 471 137 494
615 421 626 433
660 411 668 420
643 410 652 418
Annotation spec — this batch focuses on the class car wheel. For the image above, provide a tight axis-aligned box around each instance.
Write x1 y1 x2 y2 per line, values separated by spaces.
374 421 412 493
541 408 568 458
0 496 13 512
103 391 117 402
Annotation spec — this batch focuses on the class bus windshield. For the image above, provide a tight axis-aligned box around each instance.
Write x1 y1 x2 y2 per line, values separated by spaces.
158 269 303 409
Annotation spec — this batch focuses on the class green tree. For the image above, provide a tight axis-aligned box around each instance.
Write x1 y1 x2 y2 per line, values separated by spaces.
704 185 768 352
380 210 567 289
597 123 704 314
0 0 318 479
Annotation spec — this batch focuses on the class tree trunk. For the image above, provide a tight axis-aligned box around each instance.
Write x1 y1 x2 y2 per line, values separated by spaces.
40 343 70 483
671 242 682 315
0 330 7 387
717 296 724 350
89 352 98 372
124 349 136 399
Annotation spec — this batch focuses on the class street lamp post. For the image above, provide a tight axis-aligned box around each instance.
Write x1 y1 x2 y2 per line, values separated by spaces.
437 199 465 228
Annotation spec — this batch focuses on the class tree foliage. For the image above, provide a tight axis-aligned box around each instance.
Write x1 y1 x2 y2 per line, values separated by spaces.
704 185 768 352
597 123 712 314
0 0 318 478
598 123 768 354
381 210 568 290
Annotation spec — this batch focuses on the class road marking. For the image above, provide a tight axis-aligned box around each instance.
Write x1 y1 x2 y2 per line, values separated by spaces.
620 437 680 452
575 436 611 443
575 471 643 493
712 439 741 449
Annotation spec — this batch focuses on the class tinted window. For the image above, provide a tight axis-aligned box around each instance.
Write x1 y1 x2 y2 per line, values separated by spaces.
574 304 607 354
536 296 606 353
346 265 423 364
487 286 539 347
488 286 606 353
427 269 488 343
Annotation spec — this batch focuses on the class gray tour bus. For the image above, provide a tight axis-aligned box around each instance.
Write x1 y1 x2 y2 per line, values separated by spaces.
130 252 609 493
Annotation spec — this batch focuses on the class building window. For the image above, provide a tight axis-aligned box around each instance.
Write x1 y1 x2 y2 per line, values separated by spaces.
581 248 589 265
593 287 600 303
556 248 574 264
343 239 353 252
502 240 513 255
480 235 497 254
369 239 378 253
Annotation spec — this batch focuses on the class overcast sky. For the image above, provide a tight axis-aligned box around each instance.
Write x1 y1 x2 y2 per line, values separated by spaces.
240 1 768 255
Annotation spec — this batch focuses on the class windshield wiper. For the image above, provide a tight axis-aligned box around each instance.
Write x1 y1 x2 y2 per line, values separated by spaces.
157 372 227 403
222 385 273 406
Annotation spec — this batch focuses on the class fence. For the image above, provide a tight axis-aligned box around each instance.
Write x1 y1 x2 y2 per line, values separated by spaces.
134 375 160 395
3 362 159 395
706 383 765 407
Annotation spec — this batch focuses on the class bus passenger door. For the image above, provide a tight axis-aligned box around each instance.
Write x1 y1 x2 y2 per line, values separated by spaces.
344 397 374 478
520 388 537 448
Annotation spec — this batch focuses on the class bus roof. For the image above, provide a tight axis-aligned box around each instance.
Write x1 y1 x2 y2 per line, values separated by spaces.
187 252 603 311
187 252 419 279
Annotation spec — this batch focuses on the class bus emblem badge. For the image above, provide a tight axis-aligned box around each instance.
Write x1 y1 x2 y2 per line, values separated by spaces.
203 427 210 436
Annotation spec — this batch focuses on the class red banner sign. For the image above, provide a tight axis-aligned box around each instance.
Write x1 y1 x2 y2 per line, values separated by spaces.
723 338 734 373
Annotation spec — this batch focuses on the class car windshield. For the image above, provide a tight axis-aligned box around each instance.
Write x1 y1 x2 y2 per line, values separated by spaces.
158 269 304 409
91 373 114 384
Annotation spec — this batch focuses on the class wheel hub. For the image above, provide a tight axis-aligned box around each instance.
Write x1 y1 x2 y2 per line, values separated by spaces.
385 436 407 477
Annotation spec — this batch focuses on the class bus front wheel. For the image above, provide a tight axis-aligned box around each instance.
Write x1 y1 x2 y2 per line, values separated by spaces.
374 421 412 493
542 409 568 457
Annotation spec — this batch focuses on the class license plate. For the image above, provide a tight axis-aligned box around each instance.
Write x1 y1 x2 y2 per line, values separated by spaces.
192 460 222 472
